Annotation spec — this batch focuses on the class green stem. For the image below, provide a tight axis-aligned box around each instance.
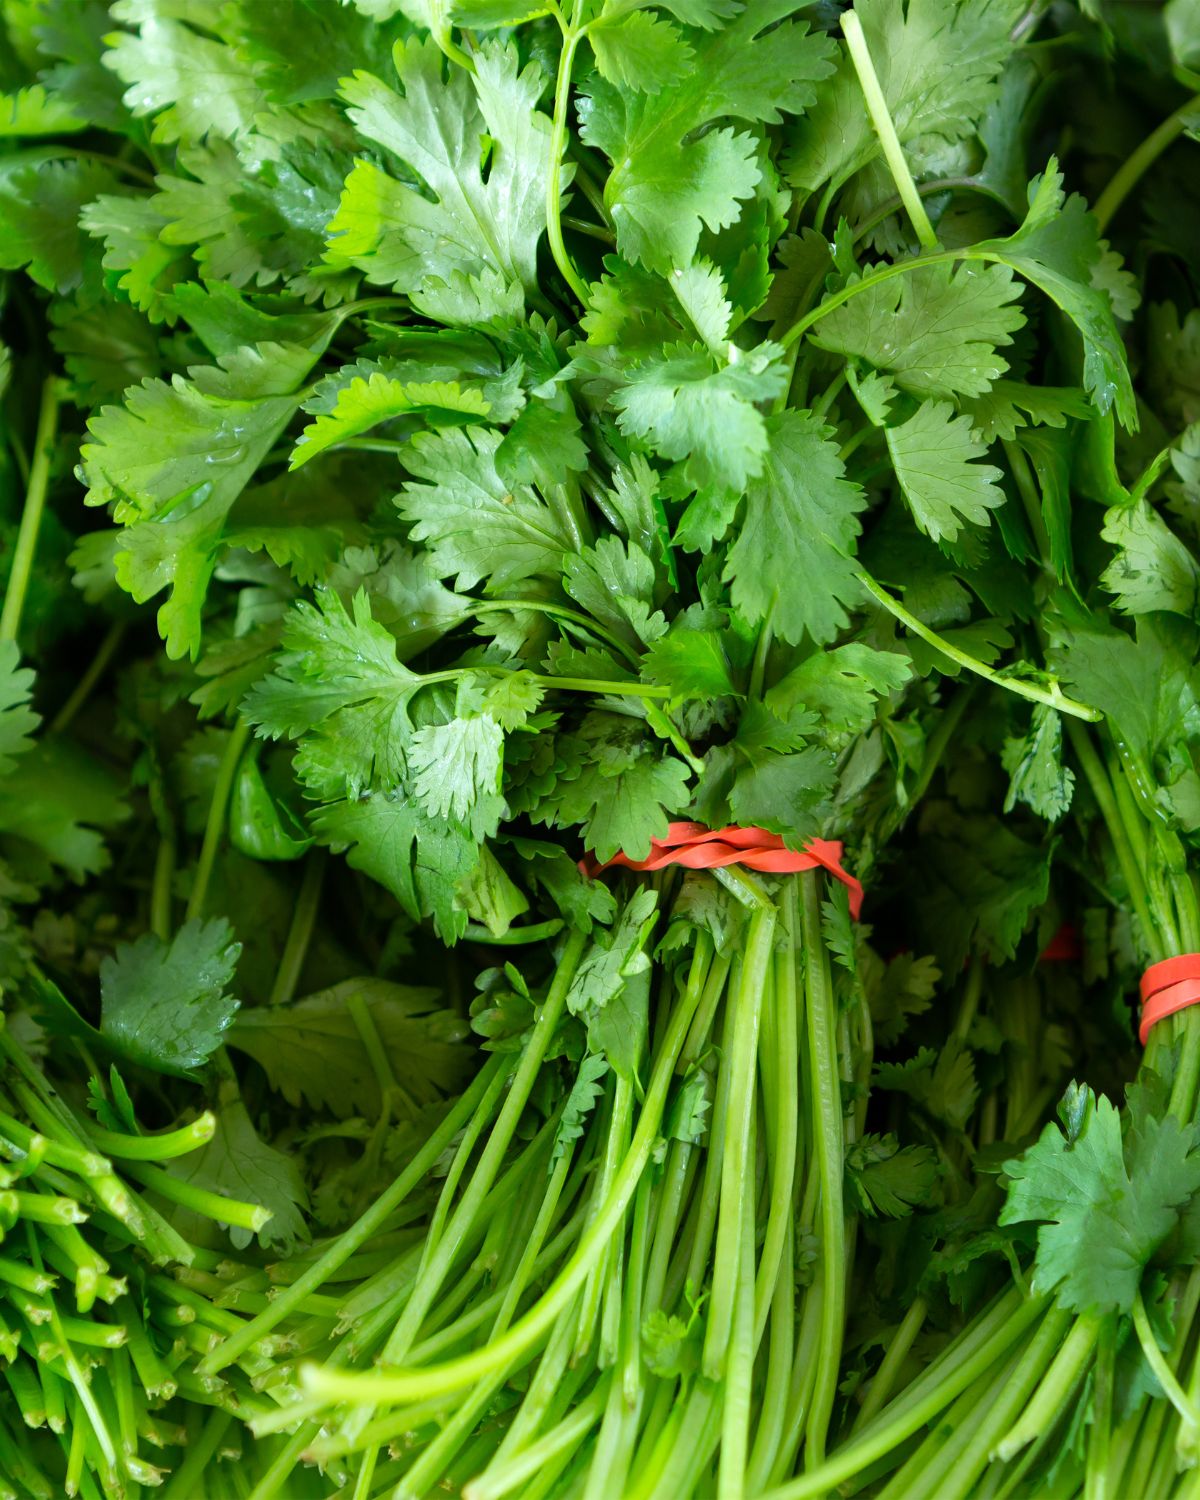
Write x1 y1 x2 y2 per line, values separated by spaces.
196 1055 511 1376
465 1378 610 1500
842 12 938 250
753 884 799 1345
802 869 845 1467
546 18 590 304
1003 438 1053 563
187 719 251 922
85 1115 215 1161
854 1297 928 1432
0 377 61 644
703 900 777 1377
1132 1290 1200 1438
718 1108 759 1500
473 600 641 668
124 1162 270 1232
860 569 1102 721
300 944 707 1404
1066 721 1162 961
761 1294 1048 1500
150 833 175 943
383 930 588 1362
267 852 325 1006
748 605 775 702
1087 1316 1116 1500
463 918 565 945
1094 94 1200 232
996 1312 1100 1461
854 177 1001 243
49 621 126 736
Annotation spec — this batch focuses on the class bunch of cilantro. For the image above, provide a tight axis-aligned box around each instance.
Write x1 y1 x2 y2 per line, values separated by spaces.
0 0 1197 1496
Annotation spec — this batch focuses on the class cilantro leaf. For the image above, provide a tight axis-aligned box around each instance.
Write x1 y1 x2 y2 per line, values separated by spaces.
542 714 692 862
553 1053 610 1163
811 262 1025 400
885 399 1005 543
588 11 694 94
0 644 39 778
643 628 738 705
245 588 421 800
327 39 554 298
228 978 471 1118
566 888 657 1080
724 410 866 645
610 341 789 499
578 0 835 271
962 381 1092 445
874 1039 978 1132
0 157 112 297
81 346 321 658
1101 501 1200 617
312 790 480 943
971 163 1136 428
845 1133 939 1218
103 13 267 143
767 643 911 743
99 918 241 1078
785 0 1023 195
1001 1085 1200 1314
1002 705 1075 823
409 714 506 841
290 373 491 469
397 426 577 590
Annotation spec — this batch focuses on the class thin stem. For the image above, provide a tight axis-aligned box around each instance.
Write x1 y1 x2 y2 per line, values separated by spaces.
267 852 325 1006
859 570 1102 722
1132 1290 1200 1438
380 929 588 1363
996 1313 1100 1461
1065 721 1161 962
463 918 566 945
49 621 126 735
546 20 591 304
841 12 938 251
854 1297 928 1432
748 605 775 702
473 599 642 668
197 1055 511 1376
802 870 845 1467
538 674 669 698
150 834 175 944
1003 438 1052 564
300 946 706 1404
853 177 1001 243
0 378 61 644
125 1162 270 1233
1094 94 1200 232
186 720 251 922
762 1295 1049 1499
703 901 777 1376
85 1115 216 1161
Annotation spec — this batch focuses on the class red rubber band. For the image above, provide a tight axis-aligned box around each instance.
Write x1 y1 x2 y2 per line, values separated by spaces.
1139 955 1200 1045
581 821 864 920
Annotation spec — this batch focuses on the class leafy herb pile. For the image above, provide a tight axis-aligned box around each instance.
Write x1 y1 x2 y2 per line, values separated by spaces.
0 0 1198 1495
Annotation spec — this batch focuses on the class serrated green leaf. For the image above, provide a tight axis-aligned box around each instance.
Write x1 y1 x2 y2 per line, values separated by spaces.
886 399 1005 543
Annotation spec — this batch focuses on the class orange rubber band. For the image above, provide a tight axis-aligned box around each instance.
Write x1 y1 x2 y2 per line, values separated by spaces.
581 821 864 920
1139 955 1200 1045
